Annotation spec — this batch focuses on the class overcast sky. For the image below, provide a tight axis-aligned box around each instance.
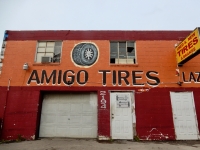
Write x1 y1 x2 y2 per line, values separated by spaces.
0 0 200 42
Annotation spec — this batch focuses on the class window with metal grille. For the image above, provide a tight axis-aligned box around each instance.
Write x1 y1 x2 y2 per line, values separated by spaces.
110 41 136 64
36 41 62 63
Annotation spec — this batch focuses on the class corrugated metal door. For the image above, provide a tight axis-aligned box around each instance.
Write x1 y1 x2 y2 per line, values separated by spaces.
39 93 97 138
170 92 199 140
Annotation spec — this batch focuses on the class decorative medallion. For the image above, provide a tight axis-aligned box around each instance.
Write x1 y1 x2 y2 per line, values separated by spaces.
72 43 98 66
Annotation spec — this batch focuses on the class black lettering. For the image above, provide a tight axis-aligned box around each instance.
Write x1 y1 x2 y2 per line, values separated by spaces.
118 70 129 85
41 70 56 84
112 70 116 85
98 70 111 86
189 72 196 82
63 70 75 85
195 72 200 82
146 71 160 86
58 70 62 84
27 70 40 85
77 70 88 85
132 71 144 86
182 72 189 82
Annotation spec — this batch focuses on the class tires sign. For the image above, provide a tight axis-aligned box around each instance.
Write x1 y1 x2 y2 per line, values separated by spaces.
175 27 200 66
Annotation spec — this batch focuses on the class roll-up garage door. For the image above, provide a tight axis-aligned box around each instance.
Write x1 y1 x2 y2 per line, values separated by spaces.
39 93 97 138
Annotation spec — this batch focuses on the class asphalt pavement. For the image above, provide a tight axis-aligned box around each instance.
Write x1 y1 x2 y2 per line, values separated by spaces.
0 138 200 150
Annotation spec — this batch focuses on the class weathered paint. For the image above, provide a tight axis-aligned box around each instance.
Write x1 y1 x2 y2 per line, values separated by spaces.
1 30 200 141
0 86 200 140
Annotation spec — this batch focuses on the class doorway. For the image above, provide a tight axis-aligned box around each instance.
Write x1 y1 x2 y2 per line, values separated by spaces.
170 92 199 140
110 92 134 139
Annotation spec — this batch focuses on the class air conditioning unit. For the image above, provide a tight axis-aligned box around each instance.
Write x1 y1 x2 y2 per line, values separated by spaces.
41 56 52 63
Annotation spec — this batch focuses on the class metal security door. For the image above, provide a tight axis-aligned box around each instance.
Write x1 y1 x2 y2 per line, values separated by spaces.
170 92 199 140
110 92 133 139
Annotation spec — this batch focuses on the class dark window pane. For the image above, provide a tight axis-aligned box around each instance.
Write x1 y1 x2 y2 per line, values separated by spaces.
119 42 126 59
127 41 135 57
53 53 60 62
110 42 118 58
127 41 134 47
55 41 62 46
127 47 134 53
127 47 135 56
54 46 61 55
110 58 115 63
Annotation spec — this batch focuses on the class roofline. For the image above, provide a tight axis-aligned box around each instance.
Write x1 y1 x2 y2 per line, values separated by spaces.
3 30 192 41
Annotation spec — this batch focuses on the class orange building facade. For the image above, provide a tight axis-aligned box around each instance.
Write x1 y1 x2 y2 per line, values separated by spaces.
0 30 200 140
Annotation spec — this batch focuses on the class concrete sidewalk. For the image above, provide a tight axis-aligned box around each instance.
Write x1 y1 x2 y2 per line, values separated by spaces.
0 138 200 150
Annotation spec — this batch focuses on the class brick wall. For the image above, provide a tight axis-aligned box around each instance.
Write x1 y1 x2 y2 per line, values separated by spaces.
1 34 200 140
1 40 200 87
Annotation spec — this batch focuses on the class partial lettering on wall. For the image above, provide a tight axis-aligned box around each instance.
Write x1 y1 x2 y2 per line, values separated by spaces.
100 91 106 109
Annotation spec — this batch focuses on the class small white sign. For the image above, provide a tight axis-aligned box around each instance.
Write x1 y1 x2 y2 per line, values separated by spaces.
116 94 130 108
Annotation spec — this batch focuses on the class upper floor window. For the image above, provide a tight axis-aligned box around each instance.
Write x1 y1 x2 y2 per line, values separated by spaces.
36 41 62 63
110 41 136 64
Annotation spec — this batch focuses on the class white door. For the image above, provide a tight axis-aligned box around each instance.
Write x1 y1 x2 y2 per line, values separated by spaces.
110 92 133 139
170 92 199 140
39 93 97 138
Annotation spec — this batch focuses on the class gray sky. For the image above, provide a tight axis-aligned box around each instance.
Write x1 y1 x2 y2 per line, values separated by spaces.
0 0 200 42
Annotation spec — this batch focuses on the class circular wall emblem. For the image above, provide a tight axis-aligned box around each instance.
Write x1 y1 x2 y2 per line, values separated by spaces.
72 43 98 66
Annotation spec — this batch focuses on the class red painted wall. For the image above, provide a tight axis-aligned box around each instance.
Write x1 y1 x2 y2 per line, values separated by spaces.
6 30 191 41
98 90 110 138
1 86 200 140
1 87 40 140
0 87 7 137
0 87 7 119
136 87 200 140
136 88 175 140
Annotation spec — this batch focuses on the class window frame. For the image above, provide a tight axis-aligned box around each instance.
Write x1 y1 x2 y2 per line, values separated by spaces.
110 41 136 65
35 41 63 63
